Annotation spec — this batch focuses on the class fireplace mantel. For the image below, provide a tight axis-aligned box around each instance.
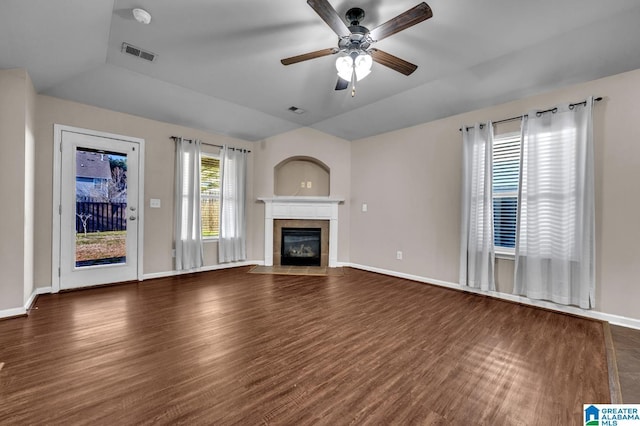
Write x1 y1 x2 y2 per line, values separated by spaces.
259 197 344 267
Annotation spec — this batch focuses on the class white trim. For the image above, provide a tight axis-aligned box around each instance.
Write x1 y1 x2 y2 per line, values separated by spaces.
24 290 39 311
52 125 146 291
259 197 344 267
24 287 52 310
345 263 640 330
258 196 345 203
142 260 263 280
52 126 62 292
2 262 253 319
137 135 145 282
0 307 26 319
1 287 54 319
8 263 639 331
495 251 515 260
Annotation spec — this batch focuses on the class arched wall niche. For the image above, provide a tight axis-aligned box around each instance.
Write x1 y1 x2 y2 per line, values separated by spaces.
274 156 330 196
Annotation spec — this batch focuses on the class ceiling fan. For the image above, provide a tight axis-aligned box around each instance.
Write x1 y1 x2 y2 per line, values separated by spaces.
281 0 433 96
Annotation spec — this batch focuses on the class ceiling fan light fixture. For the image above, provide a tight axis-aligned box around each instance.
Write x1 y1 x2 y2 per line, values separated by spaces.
336 52 372 82
132 8 152 24
354 53 372 81
335 56 354 81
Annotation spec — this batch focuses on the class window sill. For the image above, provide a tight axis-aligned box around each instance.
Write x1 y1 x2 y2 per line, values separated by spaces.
495 251 515 260
203 238 219 243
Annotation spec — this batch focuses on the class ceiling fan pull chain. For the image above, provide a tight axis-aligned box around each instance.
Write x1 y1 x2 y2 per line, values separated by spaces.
351 65 357 97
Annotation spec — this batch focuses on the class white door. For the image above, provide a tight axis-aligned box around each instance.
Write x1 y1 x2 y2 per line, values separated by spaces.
57 129 142 290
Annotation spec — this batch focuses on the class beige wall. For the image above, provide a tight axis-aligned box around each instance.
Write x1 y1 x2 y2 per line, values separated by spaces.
34 95 254 288
23 71 36 304
0 69 35 311
274 158 330 196
350 68 640 321
251 128 351 262
3 65 639 323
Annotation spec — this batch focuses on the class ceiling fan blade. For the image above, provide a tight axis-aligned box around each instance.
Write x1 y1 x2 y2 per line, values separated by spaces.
368 2 433 42
281 48 338 65
335 77 349 90
307 0 351 38
370 49 418 76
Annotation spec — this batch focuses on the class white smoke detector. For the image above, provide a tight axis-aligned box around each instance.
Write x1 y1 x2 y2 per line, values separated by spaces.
132 8 152 24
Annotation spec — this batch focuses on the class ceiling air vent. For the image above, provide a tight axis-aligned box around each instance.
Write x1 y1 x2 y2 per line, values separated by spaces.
121 42 157 62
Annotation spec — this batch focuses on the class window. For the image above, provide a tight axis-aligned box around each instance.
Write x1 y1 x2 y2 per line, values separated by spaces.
200 155 220 239
493 133 520 253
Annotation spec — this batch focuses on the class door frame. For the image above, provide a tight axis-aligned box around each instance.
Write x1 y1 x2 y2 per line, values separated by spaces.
52 124 145 293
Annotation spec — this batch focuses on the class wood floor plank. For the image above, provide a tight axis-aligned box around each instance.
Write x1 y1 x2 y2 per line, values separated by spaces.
0 267 611 425
610 324 640 403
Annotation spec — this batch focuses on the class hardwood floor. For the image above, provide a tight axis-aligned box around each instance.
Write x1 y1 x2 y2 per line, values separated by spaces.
611 324 640 402
0 267 611 425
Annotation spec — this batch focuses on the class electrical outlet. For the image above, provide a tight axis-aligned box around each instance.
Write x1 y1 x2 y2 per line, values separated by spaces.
362 203 368 212
396 250 403 260
306 181 312 189
300 181 306 188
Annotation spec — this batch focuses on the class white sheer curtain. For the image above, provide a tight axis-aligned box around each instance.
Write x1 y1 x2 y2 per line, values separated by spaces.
218 146 247 263
514 97 595 309
459 122 496 291
174 137 204 270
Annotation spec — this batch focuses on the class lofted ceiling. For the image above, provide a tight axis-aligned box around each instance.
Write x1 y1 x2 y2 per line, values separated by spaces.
2 0 640 141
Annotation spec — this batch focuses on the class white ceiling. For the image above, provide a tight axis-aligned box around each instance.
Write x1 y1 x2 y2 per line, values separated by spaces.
2 0 640 141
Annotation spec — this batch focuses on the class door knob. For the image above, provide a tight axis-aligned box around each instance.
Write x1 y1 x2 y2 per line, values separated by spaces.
129 216 137 221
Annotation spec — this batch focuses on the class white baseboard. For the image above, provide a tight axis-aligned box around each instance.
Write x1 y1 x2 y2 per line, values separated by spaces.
2 261 263 320
346 263 640 330
24 290 38 312
7 263 639 331
0 287 53 320
24 287 53 312
0 306 27 319
142 260 264 281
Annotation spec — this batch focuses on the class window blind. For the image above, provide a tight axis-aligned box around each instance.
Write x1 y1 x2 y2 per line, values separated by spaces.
200 155 220 238
492 134 520 249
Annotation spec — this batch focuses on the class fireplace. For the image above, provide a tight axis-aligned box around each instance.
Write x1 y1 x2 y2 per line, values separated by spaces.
259 197 344 267
281 228 321 266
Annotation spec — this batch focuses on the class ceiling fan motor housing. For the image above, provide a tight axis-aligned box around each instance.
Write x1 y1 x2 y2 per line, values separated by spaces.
345 7 365 25
339 27 372 53
339 7 372 53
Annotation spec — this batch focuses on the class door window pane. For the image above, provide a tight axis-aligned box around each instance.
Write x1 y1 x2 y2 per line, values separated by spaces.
75 148 127 267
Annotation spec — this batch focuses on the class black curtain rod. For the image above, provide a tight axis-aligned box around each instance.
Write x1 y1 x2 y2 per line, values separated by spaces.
459 97 603 132
170 136 251 153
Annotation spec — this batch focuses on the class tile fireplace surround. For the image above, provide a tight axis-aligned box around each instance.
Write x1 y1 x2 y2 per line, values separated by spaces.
258 197 344 267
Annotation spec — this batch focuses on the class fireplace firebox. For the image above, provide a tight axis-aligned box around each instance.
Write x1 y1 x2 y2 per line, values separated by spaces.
281 228 321 266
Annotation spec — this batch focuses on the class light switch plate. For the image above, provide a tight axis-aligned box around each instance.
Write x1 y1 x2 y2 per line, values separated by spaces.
150 198 161 208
